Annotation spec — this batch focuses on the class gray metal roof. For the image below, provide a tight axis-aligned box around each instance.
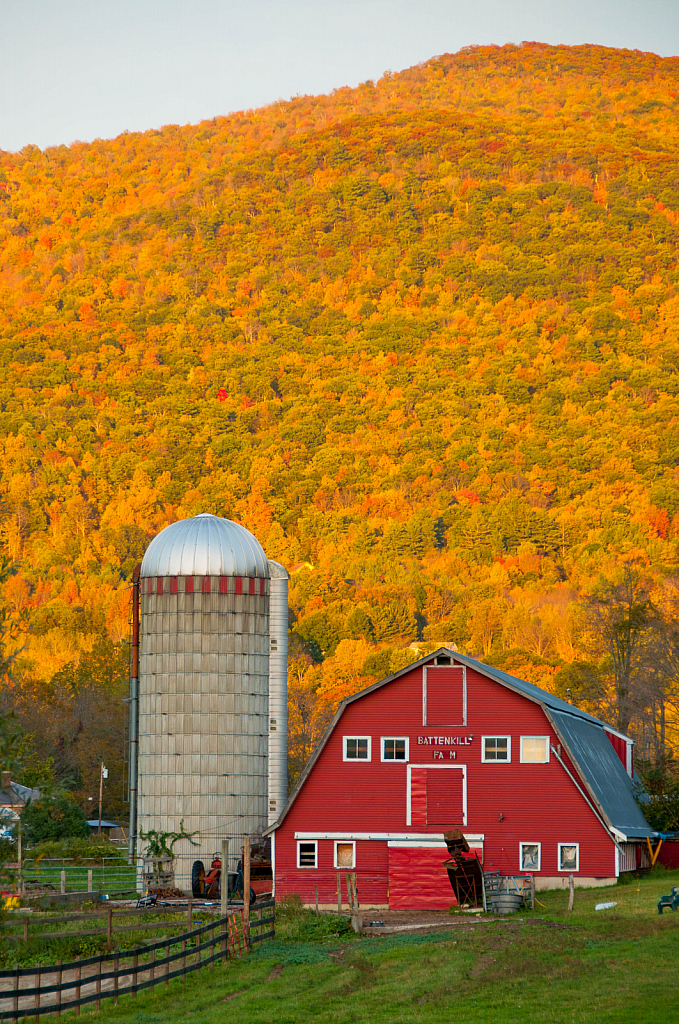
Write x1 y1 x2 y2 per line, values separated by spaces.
266 648 654 840
140 513 269 579
546 710 653 839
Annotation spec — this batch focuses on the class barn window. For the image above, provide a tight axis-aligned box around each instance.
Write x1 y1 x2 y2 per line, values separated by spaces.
520 736 550 763
381 737 409 761
519 842 541 871
343 736 372 761
558 843 579 872
482 736 511 762
423 665 466 726
334 841 356 869
297 841 318 868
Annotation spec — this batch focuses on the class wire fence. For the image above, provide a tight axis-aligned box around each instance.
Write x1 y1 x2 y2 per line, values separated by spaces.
20 860 137 898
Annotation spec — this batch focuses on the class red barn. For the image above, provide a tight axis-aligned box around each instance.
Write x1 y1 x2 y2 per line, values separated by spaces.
267 649 654 908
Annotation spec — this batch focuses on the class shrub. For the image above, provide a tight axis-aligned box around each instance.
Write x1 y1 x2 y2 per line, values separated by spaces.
21 797 89 844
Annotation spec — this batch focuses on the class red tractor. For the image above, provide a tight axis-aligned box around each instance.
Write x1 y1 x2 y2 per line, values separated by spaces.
191 852 257 904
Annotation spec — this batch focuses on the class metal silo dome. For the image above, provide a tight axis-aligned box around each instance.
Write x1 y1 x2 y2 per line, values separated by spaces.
140 513 270 579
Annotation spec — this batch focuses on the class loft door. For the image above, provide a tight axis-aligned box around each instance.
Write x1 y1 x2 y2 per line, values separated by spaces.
408 765 467 827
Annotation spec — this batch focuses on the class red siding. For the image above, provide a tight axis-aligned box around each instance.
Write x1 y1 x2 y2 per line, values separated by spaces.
410 769 427 826
426 667 464 725
426 769 464 826
388 847 457 909
605 730 630 775
274 661 618 907
275 839 388 904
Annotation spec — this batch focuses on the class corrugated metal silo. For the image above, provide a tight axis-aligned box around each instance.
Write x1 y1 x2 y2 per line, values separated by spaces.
267 560 289 825
137 513 270 890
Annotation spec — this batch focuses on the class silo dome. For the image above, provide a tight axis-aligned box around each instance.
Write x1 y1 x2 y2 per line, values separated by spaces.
140 513 269 579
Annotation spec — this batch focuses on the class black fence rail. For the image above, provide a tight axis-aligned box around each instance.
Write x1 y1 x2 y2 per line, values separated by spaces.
0 901 274 1021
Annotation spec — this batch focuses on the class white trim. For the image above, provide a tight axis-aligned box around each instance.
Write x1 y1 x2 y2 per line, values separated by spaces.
558 842 579 872
271 831 276 898
294 832 485 841
615 843 620 877
422 664 466 727
520 736 550 763
296 839 318 869
603 724 631 742
406 763 467 827
519 841 541 872
343 735 372 762
388 839 483 850
481 735 511 763
381 736 410 762
333 840 356 869
610 826 627 843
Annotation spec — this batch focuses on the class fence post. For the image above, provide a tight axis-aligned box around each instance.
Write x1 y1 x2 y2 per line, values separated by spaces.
107 904 113 949
181 937 186 981
221 916 227 963
150 945 155 988
88 869 93 893
74 956 81 1017
568 873 575 912
221 839 229 918
187 897 193 931
35 961 41 1023
243 836 251 949
60 870 66 895
23 917 29 943
337 872 342 914
132 952 138 999
11 963 18 1024
56 960 62 1018
95 955 101 1011
113 953 119 1007
530 875 536 912
210 922 215 970
165 938 170 987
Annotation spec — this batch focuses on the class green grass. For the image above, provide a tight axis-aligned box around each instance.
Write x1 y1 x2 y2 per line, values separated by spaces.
16 872 679 1022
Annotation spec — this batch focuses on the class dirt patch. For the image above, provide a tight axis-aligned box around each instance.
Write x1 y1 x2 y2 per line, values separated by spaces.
266 964 285 981
220 989 248 1002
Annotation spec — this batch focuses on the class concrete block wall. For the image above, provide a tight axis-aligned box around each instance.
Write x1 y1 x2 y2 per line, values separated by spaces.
138 574 269 890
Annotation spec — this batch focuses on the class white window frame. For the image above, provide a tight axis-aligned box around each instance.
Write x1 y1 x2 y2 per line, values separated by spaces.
558 843 579 873
297 840 318 869
381 736 410 762
481 736 511 763
519 841 541 872
343 736 372 762
333 840 356 869
520 736 550 764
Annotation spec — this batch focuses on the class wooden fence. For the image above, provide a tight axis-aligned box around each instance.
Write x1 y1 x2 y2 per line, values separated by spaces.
0 901 274 1021
1 904 203 947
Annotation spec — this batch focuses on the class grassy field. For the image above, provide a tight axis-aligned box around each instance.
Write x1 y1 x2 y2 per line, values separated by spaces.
24 869 679 1023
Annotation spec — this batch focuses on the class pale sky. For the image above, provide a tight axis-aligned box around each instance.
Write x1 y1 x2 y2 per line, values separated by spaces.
1 0 678 153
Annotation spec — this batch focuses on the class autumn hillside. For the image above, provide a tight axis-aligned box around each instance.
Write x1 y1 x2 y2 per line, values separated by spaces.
2 41 679 809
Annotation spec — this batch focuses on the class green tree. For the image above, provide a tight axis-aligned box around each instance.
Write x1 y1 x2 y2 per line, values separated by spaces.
21 796 89 843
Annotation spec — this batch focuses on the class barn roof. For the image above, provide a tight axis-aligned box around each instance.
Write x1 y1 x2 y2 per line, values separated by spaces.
267 648 653 840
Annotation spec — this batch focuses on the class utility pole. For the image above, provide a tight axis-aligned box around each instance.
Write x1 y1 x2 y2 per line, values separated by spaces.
98 762 108 834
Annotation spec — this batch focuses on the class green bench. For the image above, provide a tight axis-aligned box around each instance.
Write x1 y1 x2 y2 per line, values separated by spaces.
657 886 679 914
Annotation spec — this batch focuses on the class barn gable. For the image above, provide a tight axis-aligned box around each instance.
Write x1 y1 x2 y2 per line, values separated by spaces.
267 648 653 842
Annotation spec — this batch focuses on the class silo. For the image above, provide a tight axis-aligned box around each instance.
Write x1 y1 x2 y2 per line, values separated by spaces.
136 513 270 890
267 561 289 825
